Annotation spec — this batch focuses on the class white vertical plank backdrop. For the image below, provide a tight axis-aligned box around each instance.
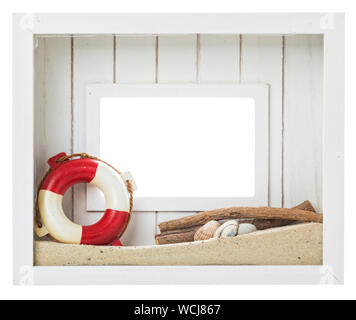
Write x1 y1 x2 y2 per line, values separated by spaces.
241 35 283 207
33 33 324 246
158 35 197 83
199 35 239 83
155 34 198 230
34 37 73 218
72 36 114 225
115 36 156 83
115 35 156 245
283 35 323 212
158 34 243 235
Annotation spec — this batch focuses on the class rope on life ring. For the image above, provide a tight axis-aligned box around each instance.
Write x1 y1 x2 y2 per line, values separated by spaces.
34 153 134 245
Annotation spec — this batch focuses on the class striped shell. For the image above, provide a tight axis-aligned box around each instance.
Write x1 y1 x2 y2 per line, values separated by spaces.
194 220 221 241
214 220 239 238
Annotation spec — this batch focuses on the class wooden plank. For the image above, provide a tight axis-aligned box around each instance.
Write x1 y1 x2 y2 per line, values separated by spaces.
155 34 198 233
72 35 114 222
241 35 283 207
283 35 323 212
198 35 275 208
157 35 197 83
115 36 156 83
114 35 157 245
197 35 240 223
34 36 72 218
199 34 239 83
156 212 196 235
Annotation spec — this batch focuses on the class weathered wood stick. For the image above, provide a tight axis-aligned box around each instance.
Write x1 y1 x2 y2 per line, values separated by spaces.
155 201 315 245
247 200 316 229
155 230 196 245
292 200 316 212
155 220 303 245
155 219 294 244
155 201 317 244
242 218 295 230
157 201 315 235
158 200 321 233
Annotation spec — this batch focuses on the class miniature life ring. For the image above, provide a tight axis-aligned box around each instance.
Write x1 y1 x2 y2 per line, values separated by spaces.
36 152 133 246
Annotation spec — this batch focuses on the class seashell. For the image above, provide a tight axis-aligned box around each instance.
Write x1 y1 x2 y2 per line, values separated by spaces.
194 220 221 241
238 223 257 235
214 220 239 238
221 224 239 237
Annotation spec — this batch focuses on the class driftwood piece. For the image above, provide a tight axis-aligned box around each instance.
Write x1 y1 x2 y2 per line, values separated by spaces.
240 218 294 230
155 219 297 245
292 200 316 212
155 201 322 244
158 201 321 233
155 201 318 245
155 201 316 245
155 230 196 245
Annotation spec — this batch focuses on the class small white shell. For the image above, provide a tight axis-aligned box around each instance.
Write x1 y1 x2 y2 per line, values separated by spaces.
194 220 221 241
214 220 239 238
238 223 257 235
221 224 238 237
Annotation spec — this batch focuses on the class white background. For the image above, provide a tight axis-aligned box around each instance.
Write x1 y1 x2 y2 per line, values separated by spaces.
1 0 355 300
100 97 255 198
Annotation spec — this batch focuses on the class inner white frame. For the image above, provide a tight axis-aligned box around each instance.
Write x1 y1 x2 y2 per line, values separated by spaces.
13 13 344 285
86 84 269 212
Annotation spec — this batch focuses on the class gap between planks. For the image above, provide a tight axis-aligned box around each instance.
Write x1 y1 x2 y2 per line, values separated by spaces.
196 34 200 83
113 35 116 83
239 35 242 83
281 35 285 208
155 36 159 84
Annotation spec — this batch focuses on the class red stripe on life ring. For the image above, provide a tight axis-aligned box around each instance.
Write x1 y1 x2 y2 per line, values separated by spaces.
41 159 98 195
81 209 129 245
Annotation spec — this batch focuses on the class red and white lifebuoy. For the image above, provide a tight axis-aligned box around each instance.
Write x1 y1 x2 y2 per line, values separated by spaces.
37 153 132 246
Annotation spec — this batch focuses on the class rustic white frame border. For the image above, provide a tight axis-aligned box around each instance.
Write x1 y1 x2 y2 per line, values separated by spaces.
13 13 344 285
85 84 269 212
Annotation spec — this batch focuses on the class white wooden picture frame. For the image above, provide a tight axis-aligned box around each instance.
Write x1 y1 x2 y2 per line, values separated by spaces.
13 13 344 285
85 84 269 212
